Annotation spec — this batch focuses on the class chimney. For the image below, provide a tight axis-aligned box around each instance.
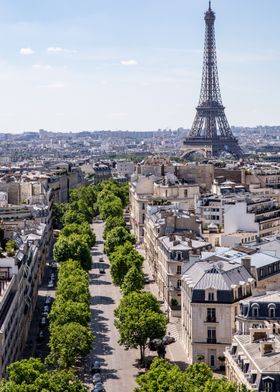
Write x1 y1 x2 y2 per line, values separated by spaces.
241 256 251 273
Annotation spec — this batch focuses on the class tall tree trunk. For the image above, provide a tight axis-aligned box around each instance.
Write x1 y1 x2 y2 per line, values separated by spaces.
140 345 145 366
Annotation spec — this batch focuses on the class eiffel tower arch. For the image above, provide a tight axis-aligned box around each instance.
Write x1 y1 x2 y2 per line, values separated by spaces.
181 2 243 159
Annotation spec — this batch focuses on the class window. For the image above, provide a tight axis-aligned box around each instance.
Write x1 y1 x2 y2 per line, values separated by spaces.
177 265 182 275
264 381 273 392
208 292 215 301
268 304 276 319
252 304 259 318
184 189 188 197
142 214 145 224
207 328 216 343
142 203 145 210
177 280 181 289
207 308 216 322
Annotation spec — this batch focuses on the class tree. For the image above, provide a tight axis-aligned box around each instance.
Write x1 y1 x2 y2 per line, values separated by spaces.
35 369 88 392
49 299 90 327
47 322 94 368
58 259 87 281
135 359 251 392
110 242 143 286
5 240 16 257
0 359 87 392
53 234 92 270
104 227 135 255
52 203 69 229
114 292 167 364
6 358 46 385
99 200 123 221
103 215 127 239
62 210 88 225
56 276 90 305
121 266 145 295
185 362 213 388
135 358 187 392
60 222 96 247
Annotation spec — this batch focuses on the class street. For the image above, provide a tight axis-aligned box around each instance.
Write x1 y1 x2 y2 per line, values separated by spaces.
86 220 140 392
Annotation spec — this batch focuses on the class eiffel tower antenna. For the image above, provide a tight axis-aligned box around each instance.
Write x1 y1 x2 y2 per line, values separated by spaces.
181 2 243 159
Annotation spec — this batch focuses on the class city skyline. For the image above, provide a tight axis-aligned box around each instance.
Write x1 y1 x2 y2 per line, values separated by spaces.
0 0 279 132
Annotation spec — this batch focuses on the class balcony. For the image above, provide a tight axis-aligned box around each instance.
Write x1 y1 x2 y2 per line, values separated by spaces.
207 338 217 344
206 316 217 323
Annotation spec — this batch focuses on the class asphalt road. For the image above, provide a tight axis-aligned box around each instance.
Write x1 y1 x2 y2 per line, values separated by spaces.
86 220 140 392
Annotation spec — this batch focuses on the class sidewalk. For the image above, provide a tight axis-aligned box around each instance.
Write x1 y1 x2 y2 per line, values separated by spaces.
138 245 188 369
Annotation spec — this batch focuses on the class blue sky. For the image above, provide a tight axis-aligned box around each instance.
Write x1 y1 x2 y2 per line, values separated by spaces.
0 0 279 132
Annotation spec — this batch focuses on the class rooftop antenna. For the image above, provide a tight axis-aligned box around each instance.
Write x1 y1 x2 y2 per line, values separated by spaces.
209 1 211 10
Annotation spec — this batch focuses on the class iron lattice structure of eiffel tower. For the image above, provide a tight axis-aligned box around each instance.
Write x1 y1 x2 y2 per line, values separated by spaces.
182 2 243 159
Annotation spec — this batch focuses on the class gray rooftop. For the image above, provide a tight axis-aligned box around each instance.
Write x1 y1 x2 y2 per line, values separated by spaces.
235 334 280 373
182 260 252 290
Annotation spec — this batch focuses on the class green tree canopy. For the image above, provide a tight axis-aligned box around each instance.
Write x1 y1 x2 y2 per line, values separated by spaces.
0 359 87 392
62 210 88 226
135 359 251 392
135 358 187 392
114 291 167 363
99 200 123 221
53 234 91 270
47 322 94 368
57 259 86 280
100 180 129 207
6 358 46 386
103 215 127 239
56 275 90 305
110 242 143 286
49 299 90 327
60 222 96 247
104 227 135 255
52 203 69 229
121 265 145 295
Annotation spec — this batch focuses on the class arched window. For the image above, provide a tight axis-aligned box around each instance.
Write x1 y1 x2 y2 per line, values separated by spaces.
251 303 259 318
268 303 276 319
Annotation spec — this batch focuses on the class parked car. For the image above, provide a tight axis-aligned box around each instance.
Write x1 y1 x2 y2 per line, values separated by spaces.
43 305 50 313
92 383 105 392
92 373 101 384
162 335 175 345
91 360 101 373
99 268 105 274
47 281 54 288
40 317 47 326
99 257 104 262
45 296 52 304
37 330 44 341
144 276 150 284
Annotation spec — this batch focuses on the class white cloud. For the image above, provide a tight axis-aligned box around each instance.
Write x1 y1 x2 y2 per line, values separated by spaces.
47 47 77 54
32 64 53 70
120 59 138 66
20 47 34 55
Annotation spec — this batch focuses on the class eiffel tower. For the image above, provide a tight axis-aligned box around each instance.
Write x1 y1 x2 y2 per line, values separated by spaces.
182 2 243 159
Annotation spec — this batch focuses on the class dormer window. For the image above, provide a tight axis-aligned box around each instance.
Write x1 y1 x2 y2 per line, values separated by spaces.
268 304 276 319
208 292 214 301
205 288 217 302
252 303 260 318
